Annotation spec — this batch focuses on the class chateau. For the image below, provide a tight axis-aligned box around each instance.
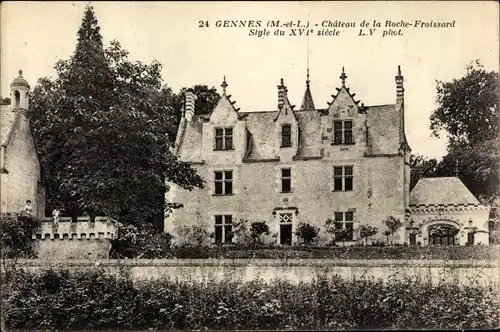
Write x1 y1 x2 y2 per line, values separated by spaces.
166 67 491 246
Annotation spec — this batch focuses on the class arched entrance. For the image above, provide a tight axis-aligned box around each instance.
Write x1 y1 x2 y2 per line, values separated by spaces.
428 224 459 245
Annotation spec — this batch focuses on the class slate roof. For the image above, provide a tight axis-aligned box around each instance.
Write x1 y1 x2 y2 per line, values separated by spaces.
409 177 480 206
366 104 400 155
300 85 315 110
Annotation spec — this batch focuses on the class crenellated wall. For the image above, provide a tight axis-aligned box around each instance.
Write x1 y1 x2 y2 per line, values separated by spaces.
32 217 118 259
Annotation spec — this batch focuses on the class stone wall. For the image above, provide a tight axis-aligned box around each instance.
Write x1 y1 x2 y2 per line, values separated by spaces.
32 217 118 259
5 259 498 287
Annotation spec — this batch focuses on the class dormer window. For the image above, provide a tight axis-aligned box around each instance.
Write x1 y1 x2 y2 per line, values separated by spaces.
333 120 354 145
215 127 233 150
281 124 292 147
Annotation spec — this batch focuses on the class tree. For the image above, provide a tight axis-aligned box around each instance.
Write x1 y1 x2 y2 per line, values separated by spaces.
383 216 401 245
174 85 221 116
434 138 499 200
357 224 378 245
30 6 203 228
430 60 498 145
325 218 350 247
428 60 499 240
410 154 438 190
294 221 319 245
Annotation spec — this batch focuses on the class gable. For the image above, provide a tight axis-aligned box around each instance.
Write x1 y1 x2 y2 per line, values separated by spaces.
209 95 239 124
327 87 360 115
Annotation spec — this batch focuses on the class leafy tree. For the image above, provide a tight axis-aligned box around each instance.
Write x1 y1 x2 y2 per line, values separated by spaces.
29 6 203 228
383 216 401 245
174 85 221 115
433 138 499 200
250 221 271 245
295 221 319 245
430 60 498 145
325 218 350 247
410 154 439 190
357 224 378 245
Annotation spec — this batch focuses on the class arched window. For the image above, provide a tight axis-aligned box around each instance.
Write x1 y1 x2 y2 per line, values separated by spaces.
429 225 459 245
13 90 20 108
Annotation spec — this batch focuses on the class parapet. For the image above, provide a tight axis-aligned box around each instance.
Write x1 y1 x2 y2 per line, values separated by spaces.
32 216 119 241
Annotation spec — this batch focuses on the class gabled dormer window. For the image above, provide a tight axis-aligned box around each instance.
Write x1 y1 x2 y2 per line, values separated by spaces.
333 120 354 145
215 127 233 150
281 124 292 147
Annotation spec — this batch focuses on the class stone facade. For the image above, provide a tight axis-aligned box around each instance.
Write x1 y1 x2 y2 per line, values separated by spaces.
166 67 412 245
1 71 45 217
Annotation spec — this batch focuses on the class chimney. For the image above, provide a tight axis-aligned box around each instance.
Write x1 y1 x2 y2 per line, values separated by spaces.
395 65 404 106
277 78 288 109
185 90 196 122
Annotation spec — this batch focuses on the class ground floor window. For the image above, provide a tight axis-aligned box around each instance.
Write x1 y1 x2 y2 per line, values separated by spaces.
279 213 293 245
215 215 233 244
334 211 354 241
409 233 416 245
428 225 458 246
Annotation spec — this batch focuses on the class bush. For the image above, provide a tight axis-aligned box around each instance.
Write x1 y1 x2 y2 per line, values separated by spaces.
358 224 378 245
2 268 498 330
111 223 173 259
173 224 211 246
250 221 271 245
295 221 319 245
0 213 40 259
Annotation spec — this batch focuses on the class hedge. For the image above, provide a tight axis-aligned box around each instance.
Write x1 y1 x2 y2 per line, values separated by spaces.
2 268 499 330
111 243 500 260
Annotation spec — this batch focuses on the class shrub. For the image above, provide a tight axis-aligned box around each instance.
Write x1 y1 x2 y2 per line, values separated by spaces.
357 225 378 245
2 268 499 330
231 219 253 245
250 221 271 245
383 216 402 244
111 223 173 259
295 222 319 245
0 212 40 259
174 224 211 246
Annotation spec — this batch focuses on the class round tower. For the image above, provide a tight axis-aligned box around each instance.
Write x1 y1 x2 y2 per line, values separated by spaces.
10 70 30 111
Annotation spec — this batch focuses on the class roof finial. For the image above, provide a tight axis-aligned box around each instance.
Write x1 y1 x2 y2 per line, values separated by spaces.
221 75 228 95
397 65 402 77
306 68 310 88
454 160 460 177
18 70 23 76
340 67 347 86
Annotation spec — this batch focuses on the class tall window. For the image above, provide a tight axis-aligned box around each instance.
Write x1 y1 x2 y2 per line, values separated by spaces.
214 171 233 195
281 124 292 147
333 120 353 145
215 215 233 244
281 168 291 193
333 166 353 191
334 211 354 241
215 127 233 150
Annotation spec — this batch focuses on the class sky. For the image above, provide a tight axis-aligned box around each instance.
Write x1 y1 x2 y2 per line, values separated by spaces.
1 1 498 159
